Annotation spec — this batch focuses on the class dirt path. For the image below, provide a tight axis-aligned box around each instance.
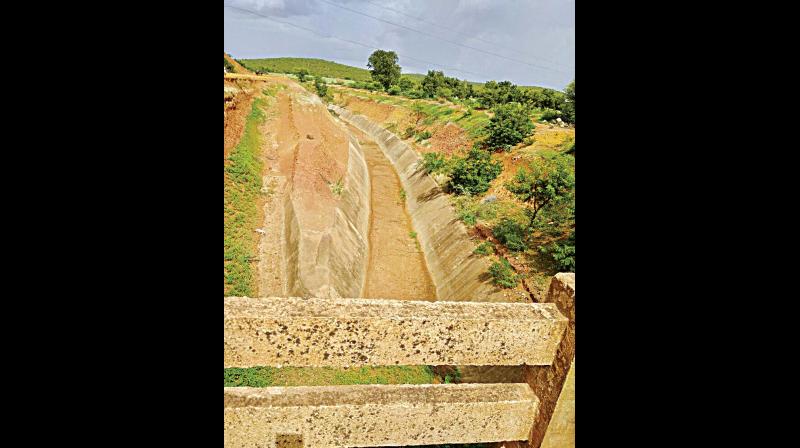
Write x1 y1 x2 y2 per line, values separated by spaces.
344 123 436 301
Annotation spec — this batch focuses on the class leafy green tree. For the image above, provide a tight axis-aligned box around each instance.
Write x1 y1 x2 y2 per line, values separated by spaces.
485 102 534 151
505 154 575 222
367 50 401 90
448 148 503 195
540 229 575 272
561 80 575 124
421 70 446 98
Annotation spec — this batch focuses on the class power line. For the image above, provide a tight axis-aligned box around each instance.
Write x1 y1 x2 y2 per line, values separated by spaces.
224 3 498 81
361 0 574 70
317 0 570 75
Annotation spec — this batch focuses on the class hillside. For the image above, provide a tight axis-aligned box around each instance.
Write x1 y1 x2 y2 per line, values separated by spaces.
240 57 375 81
238 57 553 93
224 52 250 74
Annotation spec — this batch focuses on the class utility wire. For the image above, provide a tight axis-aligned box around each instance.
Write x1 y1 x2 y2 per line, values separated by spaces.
317 0 570 75
361 0 574 70
225 3 498 81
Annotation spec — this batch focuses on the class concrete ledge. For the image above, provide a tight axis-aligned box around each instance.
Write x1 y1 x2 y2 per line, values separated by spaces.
224 383 539 447
224 297 568 367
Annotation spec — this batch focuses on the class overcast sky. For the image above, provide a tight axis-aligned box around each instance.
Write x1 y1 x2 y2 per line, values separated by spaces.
224 0 574 89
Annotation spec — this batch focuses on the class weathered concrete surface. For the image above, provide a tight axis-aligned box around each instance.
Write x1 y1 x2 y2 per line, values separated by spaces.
540 359 574 448
224 296 567 367
275 82 371 300
329 105 509 302
500 273 575 448
224 383 539 447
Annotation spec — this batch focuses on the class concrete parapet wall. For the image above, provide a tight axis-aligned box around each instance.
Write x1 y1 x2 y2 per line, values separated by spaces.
329 105 509 302
224 296 567 367
502 273 575 448
224 383 539 447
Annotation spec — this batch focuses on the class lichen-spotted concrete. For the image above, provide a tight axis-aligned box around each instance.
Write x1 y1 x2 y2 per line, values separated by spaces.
224 296 567 367
224 383 539 447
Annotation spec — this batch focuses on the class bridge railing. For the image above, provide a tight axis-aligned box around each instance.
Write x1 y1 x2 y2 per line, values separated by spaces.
223 280 573 448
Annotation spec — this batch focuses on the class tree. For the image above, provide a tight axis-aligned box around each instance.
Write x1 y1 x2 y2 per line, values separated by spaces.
561 80 575 124
296 68 309 82
485 102 534 151
448 148 503 195
367 50 401 90
540 229 575 272
421 70 446 98
398 77 415 92
505 154 575 222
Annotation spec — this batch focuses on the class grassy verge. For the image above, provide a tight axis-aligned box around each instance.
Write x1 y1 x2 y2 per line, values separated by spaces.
224 366 436 387
224 97 266 296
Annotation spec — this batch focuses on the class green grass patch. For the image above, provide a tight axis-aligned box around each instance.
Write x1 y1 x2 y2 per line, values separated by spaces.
224 366 436 387
224 97 266 296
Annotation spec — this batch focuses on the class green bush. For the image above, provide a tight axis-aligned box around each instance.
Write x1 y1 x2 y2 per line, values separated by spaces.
415 130 432 142
492 218 527 251
296 68 309 82
540 108 561 121
460 210 477 226
398 77 415 92
540 230 575 272
448 148 503 196
422 152 447 174
388 85 402 95
489 258 518 288
485 102 534 151
314 77 329 99
473 241 495 256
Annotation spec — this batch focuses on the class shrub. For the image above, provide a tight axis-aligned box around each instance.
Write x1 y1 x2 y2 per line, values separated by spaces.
415 130 432 142
314 77 329 99
422 152 447 174
296 68 309 82
388 85 402 95
460 210 477 226
448 148 503 196
398 77 415 92
505 154 575 222
485 102 534 151
540 108 561 121
473 241 495 256
540 230 575 272
489 258 518 288
492 218 527 251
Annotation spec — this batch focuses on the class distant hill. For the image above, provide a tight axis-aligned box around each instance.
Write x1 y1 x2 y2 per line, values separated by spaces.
236 57 549 91
240 57 375 81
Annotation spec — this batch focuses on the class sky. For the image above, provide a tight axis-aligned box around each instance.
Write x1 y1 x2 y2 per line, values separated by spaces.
223 0 575 89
